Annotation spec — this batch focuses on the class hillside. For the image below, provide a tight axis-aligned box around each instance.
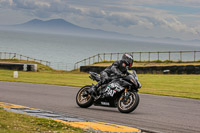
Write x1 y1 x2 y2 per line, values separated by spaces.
9 19 132 38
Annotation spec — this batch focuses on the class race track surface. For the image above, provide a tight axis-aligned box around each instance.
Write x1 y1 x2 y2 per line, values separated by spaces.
0 81 199 133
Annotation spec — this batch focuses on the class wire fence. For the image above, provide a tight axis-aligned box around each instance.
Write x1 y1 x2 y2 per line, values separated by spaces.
0 52 73 70
0 52 51 66
1 51 200 71
49 62 73 71
74 51 200 69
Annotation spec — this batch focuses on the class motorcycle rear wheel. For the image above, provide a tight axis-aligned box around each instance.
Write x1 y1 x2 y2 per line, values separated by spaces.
76 85 94 108
117 91 139 113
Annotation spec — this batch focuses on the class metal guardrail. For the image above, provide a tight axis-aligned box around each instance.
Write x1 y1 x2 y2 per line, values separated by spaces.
74 51 200 69
0 52 51 66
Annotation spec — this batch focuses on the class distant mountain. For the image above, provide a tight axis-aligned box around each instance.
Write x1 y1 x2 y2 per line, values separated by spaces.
0 18 200 45
6 19 132 38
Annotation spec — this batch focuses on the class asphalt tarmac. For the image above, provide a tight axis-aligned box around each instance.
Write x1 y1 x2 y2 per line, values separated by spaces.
0 81 199 133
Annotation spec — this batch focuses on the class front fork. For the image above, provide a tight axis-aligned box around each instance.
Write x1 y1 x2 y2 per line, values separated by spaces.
121 88 129 102
124 88 127 95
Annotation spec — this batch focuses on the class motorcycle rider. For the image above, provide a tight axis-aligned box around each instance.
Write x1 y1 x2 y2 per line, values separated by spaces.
86 53 134 96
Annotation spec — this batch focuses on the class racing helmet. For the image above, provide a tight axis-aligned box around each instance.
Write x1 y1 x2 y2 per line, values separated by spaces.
122 53 133 67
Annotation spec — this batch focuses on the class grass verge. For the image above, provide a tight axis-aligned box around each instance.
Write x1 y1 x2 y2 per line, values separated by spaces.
0 107 84 133
0 69 200 99
91 60 200 67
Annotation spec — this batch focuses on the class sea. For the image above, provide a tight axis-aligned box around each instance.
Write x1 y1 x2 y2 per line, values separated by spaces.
0 30 200 70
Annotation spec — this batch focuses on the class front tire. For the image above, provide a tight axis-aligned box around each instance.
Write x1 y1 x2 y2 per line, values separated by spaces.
117 91 139 113
76 85 94 108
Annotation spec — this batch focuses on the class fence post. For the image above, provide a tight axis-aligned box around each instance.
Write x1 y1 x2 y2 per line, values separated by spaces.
84 59 86 65
157 52 160 61
13 53 16 59
110 53 112 61
180 51 182 61
148 52 151 62
194 51 196 61
93 56 95 64
131 52 134 60
89 57 91 65
117 53 119 60
98 54 100 62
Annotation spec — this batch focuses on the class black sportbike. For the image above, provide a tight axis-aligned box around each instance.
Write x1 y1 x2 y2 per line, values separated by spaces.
76 70 141 113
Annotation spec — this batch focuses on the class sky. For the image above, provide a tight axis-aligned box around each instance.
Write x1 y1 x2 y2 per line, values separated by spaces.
0 0 200 40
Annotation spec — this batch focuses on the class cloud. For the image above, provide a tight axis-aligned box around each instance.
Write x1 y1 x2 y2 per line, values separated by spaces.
142 14 199 35
0 0 82 18
0 0 199 37
105 13 139 27
119 0 200 8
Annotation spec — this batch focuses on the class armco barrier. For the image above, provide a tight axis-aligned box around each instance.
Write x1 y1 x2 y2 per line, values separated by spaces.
0 63 37 72
80 65 200 74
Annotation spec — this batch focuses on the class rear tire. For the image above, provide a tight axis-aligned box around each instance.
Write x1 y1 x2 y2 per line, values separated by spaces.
76 85 94 108
117 91 139 113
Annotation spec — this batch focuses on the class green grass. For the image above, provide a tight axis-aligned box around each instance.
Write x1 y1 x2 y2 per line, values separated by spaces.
0 69 200 99
139 74 200 99
0 69 93 87
90 60 200 67
0 59 54 72
0 107 84 133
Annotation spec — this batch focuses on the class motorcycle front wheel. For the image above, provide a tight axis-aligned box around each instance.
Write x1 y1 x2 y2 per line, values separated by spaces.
76 85 94 108
117 91 139 113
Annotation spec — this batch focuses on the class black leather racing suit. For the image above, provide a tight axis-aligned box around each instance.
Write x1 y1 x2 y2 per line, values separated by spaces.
95 60 129 89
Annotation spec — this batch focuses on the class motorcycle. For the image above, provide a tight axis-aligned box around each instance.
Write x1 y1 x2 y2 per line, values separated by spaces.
76 70 141 113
